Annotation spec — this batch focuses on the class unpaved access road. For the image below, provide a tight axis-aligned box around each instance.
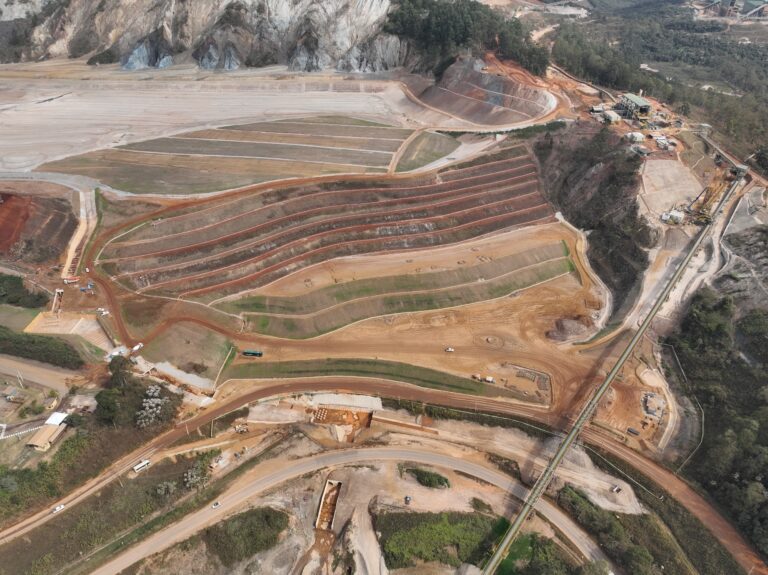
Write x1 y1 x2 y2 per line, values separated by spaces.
90 447 609 575
2 376 765 574
0 354 80 396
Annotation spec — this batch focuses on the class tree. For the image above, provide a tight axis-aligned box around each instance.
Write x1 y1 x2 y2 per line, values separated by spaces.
755 146 768 172
578 562 610 575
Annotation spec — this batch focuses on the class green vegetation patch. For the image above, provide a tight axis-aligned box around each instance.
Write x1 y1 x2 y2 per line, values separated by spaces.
0 359 180 529
222 244 566 317
202 507 289 567
385 0 548 75
0 325 83 369
396 131 460 172
406 467 451 488
374 511 506 568
225 358 522 400
667 288 768 559
0 455 212 575
588 445 743 575
0 274 48 308
559 486 696 575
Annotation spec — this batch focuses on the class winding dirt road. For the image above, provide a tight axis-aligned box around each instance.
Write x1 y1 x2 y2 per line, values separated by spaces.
90 446 609 575
1 376 765 573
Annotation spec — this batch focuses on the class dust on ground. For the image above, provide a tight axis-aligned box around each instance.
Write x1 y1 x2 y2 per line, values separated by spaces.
383 421 644 515
639 159 702 217
25 311 112 351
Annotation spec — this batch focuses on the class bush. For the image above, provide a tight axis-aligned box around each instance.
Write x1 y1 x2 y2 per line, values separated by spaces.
0 325 83 369
202 507 288 567
406 467 450 488
374 511 504 568
0 274 48 308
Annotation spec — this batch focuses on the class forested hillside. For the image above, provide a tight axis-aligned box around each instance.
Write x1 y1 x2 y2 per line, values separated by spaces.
386 0 548 74
667 290 768 556
552 14 768 158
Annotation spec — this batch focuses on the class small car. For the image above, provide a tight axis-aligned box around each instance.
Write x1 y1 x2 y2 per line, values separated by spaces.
444 347 455 353
52 504 66 514
211 501 221 509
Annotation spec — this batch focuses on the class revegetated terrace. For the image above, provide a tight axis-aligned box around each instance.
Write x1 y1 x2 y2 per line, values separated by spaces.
98 145 554 301
39 116 434 195
218 242 572 338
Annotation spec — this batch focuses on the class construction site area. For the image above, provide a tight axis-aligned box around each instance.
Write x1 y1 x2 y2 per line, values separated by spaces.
1 41 766 575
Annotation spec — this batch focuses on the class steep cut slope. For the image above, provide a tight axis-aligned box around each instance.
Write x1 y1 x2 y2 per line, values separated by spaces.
1 0 417 71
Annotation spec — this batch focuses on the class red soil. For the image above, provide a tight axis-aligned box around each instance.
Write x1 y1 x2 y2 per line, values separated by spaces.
0 194 32 253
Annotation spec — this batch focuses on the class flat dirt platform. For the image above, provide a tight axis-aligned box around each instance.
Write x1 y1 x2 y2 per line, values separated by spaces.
639 159 702 216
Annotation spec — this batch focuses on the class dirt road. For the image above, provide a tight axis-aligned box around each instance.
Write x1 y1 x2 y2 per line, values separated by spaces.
2 376 765 574
90 446 609 575
0 354 79 396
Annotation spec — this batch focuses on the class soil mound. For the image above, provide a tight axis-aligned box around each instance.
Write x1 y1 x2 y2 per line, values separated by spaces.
546 315 592 341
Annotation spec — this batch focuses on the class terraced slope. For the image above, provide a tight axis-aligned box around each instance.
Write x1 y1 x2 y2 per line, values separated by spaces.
99 146 554 301
39 116 420 195
217 242 572 338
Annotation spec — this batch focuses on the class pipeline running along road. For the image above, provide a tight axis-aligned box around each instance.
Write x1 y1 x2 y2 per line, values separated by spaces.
483 177 759 574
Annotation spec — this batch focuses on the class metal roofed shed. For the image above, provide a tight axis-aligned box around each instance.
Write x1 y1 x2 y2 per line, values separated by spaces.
45 412 68 426
603 110 621 124
620 93 652 119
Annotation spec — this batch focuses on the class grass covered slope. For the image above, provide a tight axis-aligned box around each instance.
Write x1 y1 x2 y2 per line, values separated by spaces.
232 251 572 338
225 358 528 400
396 132 459 172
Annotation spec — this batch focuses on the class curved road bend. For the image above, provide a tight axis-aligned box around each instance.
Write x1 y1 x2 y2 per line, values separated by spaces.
1 376 766 573
91 447 609 575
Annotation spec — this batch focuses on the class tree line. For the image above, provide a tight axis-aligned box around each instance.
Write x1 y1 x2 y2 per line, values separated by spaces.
386 0 548 75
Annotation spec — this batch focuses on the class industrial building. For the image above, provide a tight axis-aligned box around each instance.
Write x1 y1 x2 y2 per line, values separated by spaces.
26 412 68 452
619 93 652 120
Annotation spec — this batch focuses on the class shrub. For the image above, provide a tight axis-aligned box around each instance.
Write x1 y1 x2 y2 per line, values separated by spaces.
203 507 288 567
0 274 49 308
406 467 450 488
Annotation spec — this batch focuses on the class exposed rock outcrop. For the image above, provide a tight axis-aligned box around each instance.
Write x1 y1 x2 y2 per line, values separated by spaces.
4 0 415 72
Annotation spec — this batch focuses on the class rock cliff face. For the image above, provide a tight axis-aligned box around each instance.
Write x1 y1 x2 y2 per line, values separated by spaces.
1 0 416 71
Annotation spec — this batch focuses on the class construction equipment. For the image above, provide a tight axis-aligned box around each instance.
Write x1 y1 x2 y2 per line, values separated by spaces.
688 179 728 225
